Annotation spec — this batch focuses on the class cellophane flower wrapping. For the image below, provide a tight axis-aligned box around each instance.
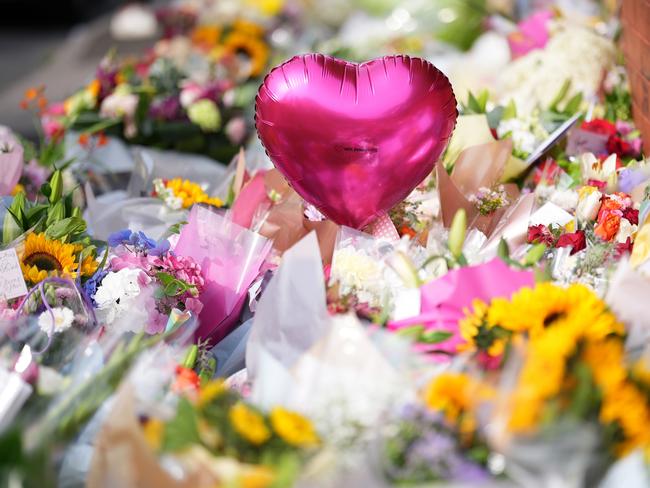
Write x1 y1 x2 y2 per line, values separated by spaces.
174 204 271 345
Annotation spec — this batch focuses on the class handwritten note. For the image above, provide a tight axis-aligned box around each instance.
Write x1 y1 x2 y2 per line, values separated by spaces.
0 248 28 300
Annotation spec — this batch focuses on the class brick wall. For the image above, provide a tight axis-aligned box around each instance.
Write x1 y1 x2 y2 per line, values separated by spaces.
621 0 650 151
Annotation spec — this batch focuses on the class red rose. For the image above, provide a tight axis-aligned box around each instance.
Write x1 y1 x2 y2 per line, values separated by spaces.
606 135 634 157
581 119 617 137
622 207 639 225
533 158 560 185
556 231 586 255
527 224 555 246
615 237 633 257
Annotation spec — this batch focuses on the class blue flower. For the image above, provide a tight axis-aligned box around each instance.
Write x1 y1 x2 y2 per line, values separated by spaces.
107 229 133 248
130 231 157 251
149 238 171 256
83 268 108 306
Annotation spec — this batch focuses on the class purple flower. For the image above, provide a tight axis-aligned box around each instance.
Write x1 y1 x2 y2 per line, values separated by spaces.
618 168 650 194
23 159 50 189
149 96 183 121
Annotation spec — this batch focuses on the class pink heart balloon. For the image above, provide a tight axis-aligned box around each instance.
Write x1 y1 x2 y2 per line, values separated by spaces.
255 53 458 229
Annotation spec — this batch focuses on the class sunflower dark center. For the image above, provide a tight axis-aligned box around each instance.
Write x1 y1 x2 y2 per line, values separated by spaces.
24 252 62 272
544 312 563 327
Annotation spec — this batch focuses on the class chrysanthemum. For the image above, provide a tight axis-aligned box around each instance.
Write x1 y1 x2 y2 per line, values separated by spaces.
20 233 82 284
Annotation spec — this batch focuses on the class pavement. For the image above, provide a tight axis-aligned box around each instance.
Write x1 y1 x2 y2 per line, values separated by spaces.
0 15 153 139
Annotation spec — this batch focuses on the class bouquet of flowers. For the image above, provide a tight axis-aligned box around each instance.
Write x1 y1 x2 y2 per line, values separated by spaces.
84 228 204 335
47 14 275 163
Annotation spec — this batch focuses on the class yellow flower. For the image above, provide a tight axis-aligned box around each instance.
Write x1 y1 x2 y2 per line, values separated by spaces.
161 178 223 209
232 19 265 37
229 403 271 445
197 379 226 408
221 31 269 77
20 233 84 284
239 465 276 488
11 184 25 196
423 373 474 423
270 407 319 447
191 25 222 49
245 0 284 16
142 419 164 451
487 283 623 339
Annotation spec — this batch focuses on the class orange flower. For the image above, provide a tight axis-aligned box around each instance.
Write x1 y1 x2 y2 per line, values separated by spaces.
78 133 90 147
86 79 101 100
23 86 43 101
172 365 201 395
97 132 108 147
20 85 47 111
191 25 222 49
595 211 621 241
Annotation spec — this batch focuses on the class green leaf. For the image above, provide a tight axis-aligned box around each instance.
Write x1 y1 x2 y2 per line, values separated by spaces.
82 118 121 135
497 238 510 261
523 243 547 266
421 330 453 344
182 345 198 369
45 217 87 240
477 89 489 112
563 93 583 115
466 91 482 114
395 324 425 341
502 99 517 120
3 192 26 243
198 357 217 386
161 397 200 452
549 79 571 112
40 182 52 199
45 200 66 227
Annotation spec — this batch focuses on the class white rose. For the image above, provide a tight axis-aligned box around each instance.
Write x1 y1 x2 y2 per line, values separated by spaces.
576 190 602 223
615 218 637 244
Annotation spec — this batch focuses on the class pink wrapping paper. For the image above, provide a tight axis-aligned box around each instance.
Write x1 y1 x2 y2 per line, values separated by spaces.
0 131 24 196
388 258 535 358
174 205 272 345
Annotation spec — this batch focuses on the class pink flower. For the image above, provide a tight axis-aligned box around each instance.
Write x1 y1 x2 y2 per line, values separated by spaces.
152 253 205 291
41 117 65 141
508 11 553 58
185 297 203 315
146 307 168 334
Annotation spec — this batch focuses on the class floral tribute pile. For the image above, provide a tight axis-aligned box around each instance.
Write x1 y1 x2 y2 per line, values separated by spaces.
1 1 650 488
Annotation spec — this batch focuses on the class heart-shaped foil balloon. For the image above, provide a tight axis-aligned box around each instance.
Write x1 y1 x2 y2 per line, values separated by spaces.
255 53 458 229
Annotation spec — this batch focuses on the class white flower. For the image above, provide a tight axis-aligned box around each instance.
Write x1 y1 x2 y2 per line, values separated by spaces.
580 153 617 181
615 218 637 244
94 268 143 325
496 116 548 156
549 189 579 212
576 188 603 222
330 247 385 306
100 85 139 138
38 307 74 335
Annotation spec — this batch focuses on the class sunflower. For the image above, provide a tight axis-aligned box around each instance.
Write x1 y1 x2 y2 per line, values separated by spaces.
269 407 319 447
221 31 269 77
20 233 82 284
229 403 271 445
487 283 624 339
